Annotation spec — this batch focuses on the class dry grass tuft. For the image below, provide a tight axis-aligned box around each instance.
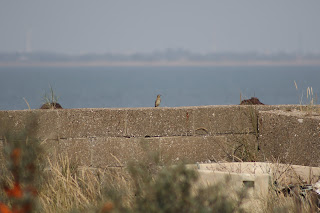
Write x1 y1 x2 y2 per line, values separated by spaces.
294 80 319 115
38 155 133 213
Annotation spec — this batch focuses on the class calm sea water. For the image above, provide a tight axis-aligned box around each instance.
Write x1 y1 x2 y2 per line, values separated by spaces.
0 66 319 110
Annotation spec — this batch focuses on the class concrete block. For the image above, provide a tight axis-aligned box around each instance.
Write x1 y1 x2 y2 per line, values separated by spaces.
193 106 255 135
192 161 320 212
126 107 193 137
197 170 270 198
40 139 60 163
255 105 315 112
196 162 272 175
91 137 160 167
57 109 126 138
270 164 320 185
58 138 91 166
194 162 320 185
0 110 59 140
258 110 320 166
0 111 26 138
225 134 258 162
159 136 234 164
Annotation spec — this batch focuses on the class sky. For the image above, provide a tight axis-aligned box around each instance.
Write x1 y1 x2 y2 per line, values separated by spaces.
0 0 320 54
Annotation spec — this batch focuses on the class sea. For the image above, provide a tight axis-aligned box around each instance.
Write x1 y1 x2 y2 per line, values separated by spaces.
0 65 319 110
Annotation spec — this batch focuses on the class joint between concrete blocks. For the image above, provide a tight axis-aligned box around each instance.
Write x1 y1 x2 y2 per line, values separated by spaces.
192 109 195 136
89 137 96 167
124 110 128 136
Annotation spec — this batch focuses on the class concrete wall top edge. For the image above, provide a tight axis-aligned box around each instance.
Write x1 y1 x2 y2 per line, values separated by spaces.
0 104 313 112
260 109 320 120
197 162 320 170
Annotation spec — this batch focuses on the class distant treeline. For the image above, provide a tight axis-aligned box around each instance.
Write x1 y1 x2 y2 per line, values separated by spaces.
1 49 320 63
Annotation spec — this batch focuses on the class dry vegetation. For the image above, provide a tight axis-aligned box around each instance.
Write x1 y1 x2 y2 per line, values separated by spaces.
294 80 319 115
1 131 319 213
0 138 247 213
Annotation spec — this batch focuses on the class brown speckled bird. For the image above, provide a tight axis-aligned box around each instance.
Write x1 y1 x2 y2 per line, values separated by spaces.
155 94 161 107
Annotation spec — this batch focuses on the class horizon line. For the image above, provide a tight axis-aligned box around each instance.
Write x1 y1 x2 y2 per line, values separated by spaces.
1 59 320 68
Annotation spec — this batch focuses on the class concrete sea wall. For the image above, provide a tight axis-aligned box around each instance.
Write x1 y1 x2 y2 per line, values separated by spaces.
0 105 319 167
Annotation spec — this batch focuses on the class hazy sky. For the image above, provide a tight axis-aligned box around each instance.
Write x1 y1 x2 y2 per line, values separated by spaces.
1 0 320 54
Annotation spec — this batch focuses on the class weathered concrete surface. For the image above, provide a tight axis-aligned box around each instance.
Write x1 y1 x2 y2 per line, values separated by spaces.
1 105 320 167
33 135 255 167
194 162 320 212
258 109 320 167
91 137 160 167
192 106 256 134
197 169 270 199
159 135 256 164
58 109 126 138
0 110 60 140
0 106 257 139
194 162 320 185
126 108 194 137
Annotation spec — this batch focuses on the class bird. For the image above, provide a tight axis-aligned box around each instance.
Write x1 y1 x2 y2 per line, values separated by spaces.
155 94 161 107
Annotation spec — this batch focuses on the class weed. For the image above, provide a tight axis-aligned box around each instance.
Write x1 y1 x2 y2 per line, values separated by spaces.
260 185 319 213
41 86 62 109
231 105 259 162
233 135 258 162
294 80 318 114
23 98 31 110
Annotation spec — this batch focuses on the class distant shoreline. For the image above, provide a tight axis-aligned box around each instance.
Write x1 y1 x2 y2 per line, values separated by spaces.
1 59 320 67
